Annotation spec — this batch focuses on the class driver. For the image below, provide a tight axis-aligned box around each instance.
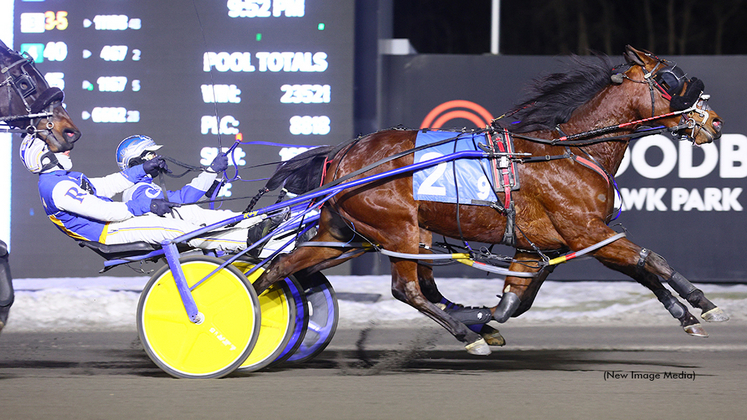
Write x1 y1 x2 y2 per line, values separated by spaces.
115 135 242 226
114 134 288 240
20 135 267 252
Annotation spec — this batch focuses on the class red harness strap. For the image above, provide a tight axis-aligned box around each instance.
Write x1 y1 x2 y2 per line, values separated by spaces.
572 155 610 186
488 128 517 210
319 157 329 188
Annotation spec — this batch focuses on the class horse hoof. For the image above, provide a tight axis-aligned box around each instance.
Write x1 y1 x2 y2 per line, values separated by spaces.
465 338 491 355
480 325 506 347
684 323 709 338
701 307 730 322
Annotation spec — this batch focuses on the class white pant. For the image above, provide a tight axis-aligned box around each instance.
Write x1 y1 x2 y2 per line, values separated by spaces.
103 206 262 252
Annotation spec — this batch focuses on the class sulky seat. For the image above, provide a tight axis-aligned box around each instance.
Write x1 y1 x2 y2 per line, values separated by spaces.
77 240 161 260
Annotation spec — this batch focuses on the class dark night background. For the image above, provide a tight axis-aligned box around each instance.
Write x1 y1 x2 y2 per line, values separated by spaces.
394 0 747 55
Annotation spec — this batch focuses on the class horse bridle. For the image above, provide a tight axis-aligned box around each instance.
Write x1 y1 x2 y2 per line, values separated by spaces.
616 55 715 143
0 49 62 136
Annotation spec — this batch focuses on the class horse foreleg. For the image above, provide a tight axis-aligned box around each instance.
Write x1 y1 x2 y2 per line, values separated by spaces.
582 225 728 336
598 258 708 337
640 250 729 323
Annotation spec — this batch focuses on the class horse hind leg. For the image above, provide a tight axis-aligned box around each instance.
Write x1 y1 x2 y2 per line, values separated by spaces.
416 260 506 347
253 209 353 294
390 257 489 355
415 230 505 346
491 251 554 323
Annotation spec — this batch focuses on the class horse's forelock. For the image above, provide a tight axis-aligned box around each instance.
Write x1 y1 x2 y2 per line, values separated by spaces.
506 54 615 133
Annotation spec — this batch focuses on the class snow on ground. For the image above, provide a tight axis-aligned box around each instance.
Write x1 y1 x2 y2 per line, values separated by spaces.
4 276 747 332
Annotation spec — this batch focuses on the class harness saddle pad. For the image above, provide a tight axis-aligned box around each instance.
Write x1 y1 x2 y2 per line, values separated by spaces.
413 130 496 206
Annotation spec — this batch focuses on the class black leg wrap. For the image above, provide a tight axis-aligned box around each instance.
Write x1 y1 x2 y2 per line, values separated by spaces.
666 271 718 312
493 292 520 323
682 288 716 313
667 271 698 299
654 288 686 319
437 299 493 325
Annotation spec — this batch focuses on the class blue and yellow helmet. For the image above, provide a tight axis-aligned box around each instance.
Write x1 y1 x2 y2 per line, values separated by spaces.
116 135 162 171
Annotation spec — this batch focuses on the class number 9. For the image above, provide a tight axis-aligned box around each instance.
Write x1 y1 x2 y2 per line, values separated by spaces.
477 175 491 200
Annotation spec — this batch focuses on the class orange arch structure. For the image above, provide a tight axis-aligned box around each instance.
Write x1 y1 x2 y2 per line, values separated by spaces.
420 100 494 129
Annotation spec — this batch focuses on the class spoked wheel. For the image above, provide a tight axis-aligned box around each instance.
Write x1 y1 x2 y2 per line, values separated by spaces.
231 260 300 372
269 274 309 365
137 255 261 379
286 271 339 364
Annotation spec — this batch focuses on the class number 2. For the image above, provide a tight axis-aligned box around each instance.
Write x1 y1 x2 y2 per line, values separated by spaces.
417 152 447 196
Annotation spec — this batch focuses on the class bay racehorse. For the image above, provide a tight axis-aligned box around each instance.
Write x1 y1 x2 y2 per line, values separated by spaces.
1 39 80 152
253 46 727 355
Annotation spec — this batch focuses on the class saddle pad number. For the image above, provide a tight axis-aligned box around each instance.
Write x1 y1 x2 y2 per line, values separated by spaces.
416 152 447 196
414 151 493 204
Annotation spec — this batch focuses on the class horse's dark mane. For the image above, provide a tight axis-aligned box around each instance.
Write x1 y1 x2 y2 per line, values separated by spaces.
266 56 617 194
501 54 615 134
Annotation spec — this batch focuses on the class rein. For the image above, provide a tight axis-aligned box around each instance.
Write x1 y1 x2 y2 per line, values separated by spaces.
508 104 700 147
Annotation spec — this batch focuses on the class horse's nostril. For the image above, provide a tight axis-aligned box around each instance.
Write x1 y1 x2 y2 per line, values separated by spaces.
64 128 81 142
712 119 722 133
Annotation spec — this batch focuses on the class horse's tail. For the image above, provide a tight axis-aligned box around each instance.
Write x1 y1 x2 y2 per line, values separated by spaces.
244 145 335 213
266 145 336 194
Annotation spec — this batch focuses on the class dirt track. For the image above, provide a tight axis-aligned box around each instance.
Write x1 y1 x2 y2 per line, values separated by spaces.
1 323 746 419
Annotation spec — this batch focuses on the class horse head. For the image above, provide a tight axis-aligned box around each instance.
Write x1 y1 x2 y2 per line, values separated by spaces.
620 45 722 145
0 39 81 152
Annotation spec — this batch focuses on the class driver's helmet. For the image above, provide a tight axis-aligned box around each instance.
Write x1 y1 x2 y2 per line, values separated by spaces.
116 135 162 171
19 135 61 174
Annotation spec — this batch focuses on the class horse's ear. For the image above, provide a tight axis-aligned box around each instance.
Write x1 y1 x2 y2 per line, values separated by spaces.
623 45 647 66
0 39 7 50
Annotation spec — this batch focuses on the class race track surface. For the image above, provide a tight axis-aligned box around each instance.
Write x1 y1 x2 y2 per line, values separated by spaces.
1 323 746 419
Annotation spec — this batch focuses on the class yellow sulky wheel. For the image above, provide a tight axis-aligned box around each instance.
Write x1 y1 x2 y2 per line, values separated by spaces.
137 255 261 379
231 259 297 373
